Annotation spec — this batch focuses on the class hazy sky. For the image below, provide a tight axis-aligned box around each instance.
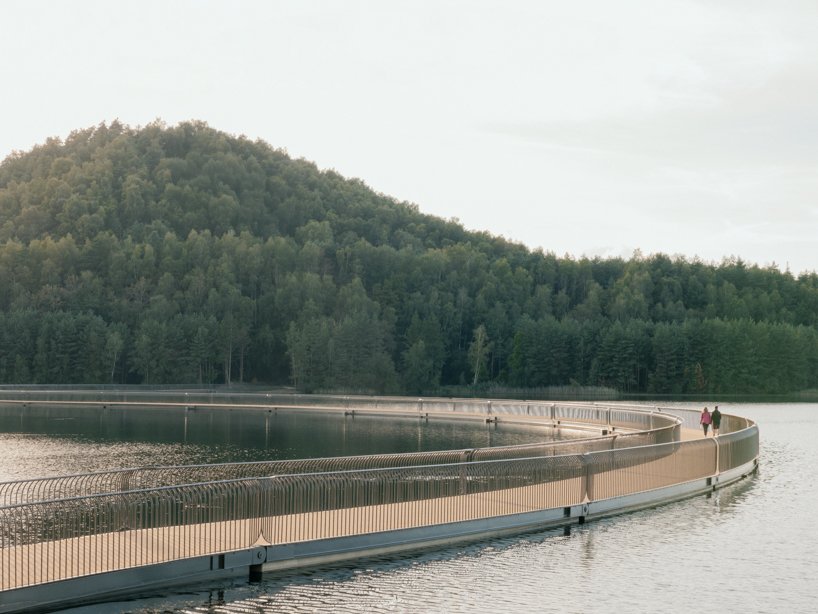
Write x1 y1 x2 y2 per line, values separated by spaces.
2 0 817 273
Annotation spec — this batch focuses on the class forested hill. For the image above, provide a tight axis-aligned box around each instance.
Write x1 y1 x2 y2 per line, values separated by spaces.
1 121 818 396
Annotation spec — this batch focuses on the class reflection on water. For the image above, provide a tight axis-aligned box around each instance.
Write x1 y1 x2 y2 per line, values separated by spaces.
5 403 818 613
0 405 572 482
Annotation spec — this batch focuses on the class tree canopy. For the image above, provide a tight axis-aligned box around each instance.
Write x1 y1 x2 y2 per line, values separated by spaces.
1 120 817 396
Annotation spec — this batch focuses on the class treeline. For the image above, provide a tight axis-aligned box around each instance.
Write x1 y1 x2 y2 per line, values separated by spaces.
1 120 817 395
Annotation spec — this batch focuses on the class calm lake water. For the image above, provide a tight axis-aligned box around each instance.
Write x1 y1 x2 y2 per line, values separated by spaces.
0 405 574 481
1 402 815 613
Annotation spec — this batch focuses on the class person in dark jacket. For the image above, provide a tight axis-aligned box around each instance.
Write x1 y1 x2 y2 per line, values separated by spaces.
711 405 722 436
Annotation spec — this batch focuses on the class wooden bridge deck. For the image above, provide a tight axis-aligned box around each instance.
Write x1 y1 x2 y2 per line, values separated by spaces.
2 426 708 591
1 478 584 589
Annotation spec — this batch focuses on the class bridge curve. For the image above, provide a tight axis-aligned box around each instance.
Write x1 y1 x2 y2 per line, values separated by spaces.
0 392 758 613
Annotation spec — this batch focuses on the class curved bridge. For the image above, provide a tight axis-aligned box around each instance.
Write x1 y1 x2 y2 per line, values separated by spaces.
0 392 759 613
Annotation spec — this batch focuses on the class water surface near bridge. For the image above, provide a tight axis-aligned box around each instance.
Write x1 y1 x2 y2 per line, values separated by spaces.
2 402 815 613
0 405 572 481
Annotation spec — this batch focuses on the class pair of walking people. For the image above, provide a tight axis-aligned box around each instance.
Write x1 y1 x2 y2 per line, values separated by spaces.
700 405 721 436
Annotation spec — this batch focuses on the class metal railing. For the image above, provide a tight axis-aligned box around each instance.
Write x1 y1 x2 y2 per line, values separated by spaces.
0 424 678 508
0 390 679 422
0 398 681 506
0 397 758 594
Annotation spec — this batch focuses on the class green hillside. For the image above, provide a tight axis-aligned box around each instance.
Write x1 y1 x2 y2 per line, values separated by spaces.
1 120 817 396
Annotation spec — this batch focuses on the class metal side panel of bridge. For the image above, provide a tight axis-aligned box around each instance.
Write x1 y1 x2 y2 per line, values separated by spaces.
0 549 263 614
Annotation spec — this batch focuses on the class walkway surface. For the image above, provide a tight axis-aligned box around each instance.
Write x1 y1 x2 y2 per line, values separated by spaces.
3 480 583 589
681 427 706 440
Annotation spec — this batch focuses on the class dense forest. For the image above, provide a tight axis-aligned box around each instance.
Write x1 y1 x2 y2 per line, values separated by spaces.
1 120 817 396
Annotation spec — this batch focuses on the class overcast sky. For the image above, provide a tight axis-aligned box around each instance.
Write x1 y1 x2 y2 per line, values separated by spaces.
2 0 817 274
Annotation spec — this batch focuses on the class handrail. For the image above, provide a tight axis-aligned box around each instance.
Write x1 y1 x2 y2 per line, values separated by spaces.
0 399 681 506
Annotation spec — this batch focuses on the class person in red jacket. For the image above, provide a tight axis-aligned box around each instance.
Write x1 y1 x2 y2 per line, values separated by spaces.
700 407 712 436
